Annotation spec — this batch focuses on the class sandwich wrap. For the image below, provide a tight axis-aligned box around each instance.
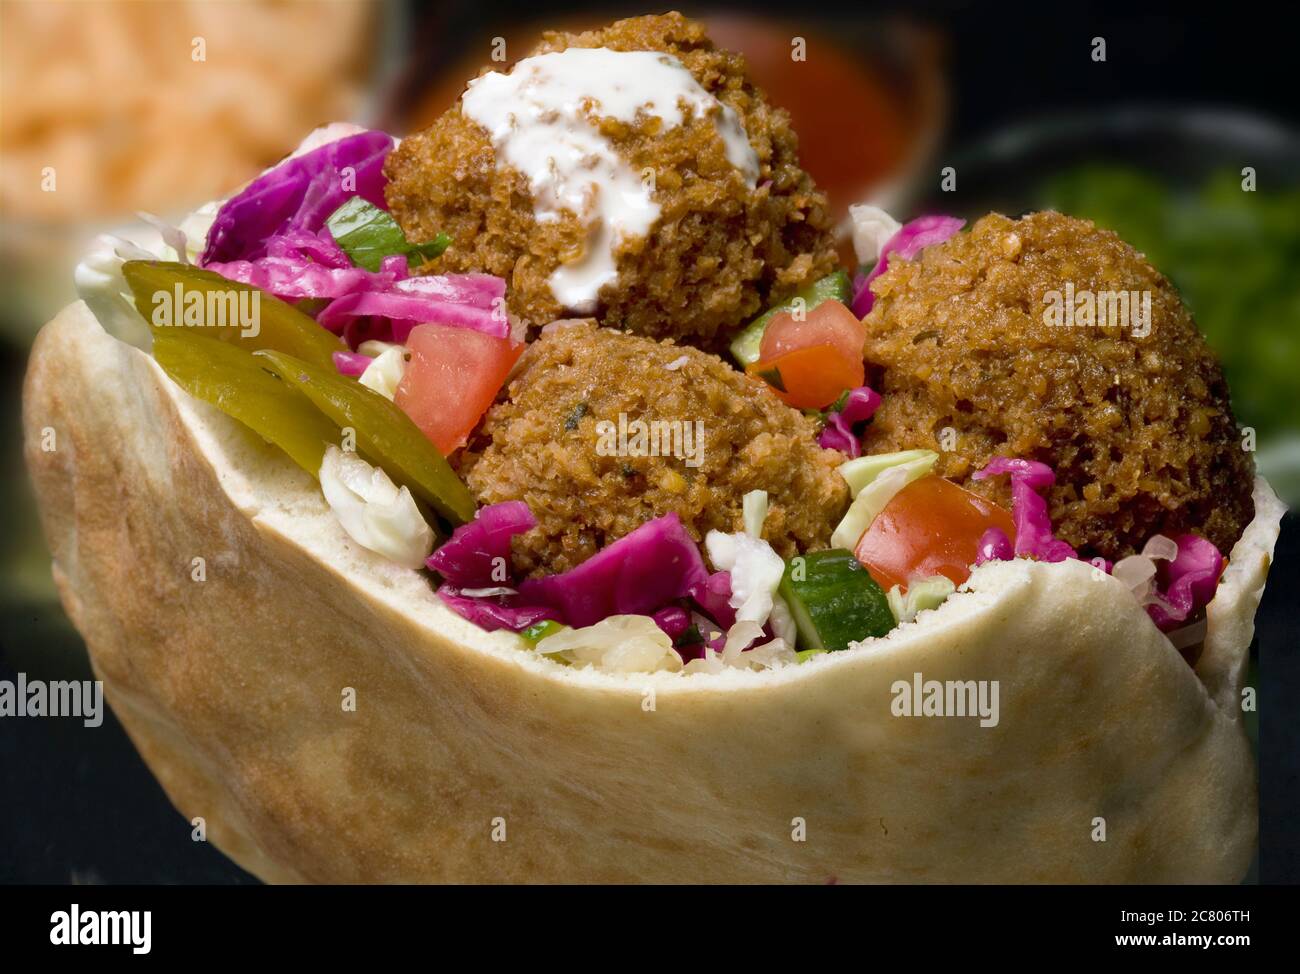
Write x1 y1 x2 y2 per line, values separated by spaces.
23 301 1282 883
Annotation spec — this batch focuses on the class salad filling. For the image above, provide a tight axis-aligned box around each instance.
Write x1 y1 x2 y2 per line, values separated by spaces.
74 14 1252 675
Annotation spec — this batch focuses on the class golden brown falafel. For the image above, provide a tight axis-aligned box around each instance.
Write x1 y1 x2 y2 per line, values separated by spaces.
458 321 849 576
859 211 1255 559
384 12 837 350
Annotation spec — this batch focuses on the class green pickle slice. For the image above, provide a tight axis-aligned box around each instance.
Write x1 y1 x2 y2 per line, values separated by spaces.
729 269 854 367
255 350 476 525
152 331 339 475
122 260 344 369
778 549 895 652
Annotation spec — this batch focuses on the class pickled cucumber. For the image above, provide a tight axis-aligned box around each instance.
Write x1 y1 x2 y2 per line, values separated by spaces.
122 260 344 369
152 330 339 475
255 350 476 524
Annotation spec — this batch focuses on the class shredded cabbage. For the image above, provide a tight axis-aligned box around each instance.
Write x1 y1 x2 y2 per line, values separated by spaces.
971 458 1224 634
436 585 561 632
74 234 160 349
358 345 407 400
704 529 785 627
848 203 903 266
534 615 683 673
319 445 433 569
652 606 691 640
1143 534 1225 632
818 385 883 457
426 500 536 588
850 214 966 318
519 512 713 628
972 457 1077 562
831 451 936 550
886 575 956 624
195 128 508 347
202 130 394 264
683 623 796 673
742 489 768 539
332 350 373 376
974 526 1014 565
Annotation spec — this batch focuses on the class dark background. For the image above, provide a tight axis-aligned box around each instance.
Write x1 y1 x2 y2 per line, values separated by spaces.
1 0 1296 884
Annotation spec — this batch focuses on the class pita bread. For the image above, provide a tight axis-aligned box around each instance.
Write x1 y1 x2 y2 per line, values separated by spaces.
23 301 1282 883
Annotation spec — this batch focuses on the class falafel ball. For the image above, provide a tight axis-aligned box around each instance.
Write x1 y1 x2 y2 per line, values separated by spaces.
384 12 837 349
859 211 1255 560
459 321 849 577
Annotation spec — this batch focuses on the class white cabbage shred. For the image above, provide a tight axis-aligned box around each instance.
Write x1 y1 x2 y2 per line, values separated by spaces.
319 445 434 569
358 345 408 401
534 615 683 673
848 203 902 266
74 234 161 350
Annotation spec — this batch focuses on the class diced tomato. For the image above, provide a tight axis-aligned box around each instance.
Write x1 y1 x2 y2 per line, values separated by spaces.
747 343 865 410
853 475 1016 591
759 299 866 364
395 323 522 455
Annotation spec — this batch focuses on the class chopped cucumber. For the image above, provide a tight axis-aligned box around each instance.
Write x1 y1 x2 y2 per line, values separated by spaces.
778 549 895 652
521 620 566 646
886 575 957 624
830 452 937 550
729 270 853 366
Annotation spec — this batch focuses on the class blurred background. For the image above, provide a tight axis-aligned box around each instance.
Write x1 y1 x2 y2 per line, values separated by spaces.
1 0 1296 882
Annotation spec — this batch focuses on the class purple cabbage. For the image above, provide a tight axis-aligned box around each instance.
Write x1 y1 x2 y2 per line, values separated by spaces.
690 570 736 630
202 130 394 264
315 274 508 343
652 606 691 640
198 129 509 348
818 385 883 456
969 459 1224 636
1146 535 1225 632
975 526 1014 565
436 585 562 632
204 230 403 300
332 350 373 376
519 513 714 628
427 501 536 588
972 457 1077 563
850 215 966 318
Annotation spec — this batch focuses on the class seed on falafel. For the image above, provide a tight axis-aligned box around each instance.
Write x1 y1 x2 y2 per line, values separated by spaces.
859 210 1255 559
458 321 849 577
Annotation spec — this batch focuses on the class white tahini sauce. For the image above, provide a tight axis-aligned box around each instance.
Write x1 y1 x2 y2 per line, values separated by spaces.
462 47 760 313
